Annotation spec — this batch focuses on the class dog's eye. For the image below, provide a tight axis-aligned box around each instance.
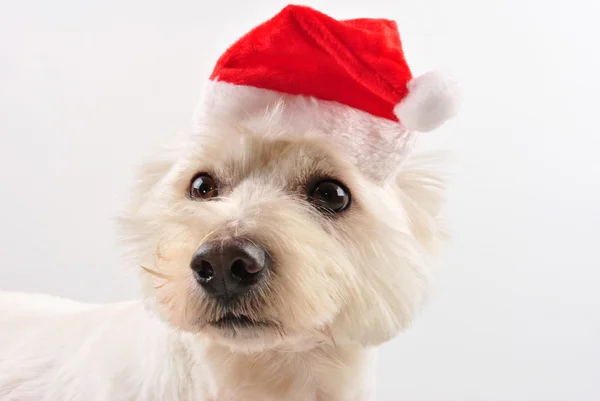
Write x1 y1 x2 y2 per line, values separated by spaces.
310 180 350 213
189 173 217 200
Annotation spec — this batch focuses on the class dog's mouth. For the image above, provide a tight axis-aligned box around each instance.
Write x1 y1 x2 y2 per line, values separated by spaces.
210 312 272 329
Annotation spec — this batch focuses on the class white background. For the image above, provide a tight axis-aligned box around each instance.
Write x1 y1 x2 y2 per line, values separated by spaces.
1 0 599 400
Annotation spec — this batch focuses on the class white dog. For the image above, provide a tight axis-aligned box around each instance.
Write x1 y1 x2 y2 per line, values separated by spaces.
0 134 446 401
0 5 458 400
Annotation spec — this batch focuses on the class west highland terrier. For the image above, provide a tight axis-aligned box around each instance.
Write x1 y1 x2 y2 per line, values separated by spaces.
0 5 458 400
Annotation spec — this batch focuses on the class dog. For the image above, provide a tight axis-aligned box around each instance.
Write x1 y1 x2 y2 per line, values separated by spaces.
0 117 447 401
0 5 457 400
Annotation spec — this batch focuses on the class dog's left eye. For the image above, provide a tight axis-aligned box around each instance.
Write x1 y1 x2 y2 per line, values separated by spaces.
189 173 218 200
310 180 351 213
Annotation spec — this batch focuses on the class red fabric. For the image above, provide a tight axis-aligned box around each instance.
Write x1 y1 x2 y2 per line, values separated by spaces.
209 5 413 122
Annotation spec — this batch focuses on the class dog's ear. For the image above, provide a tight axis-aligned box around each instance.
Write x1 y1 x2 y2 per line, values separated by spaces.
392 153 449 254
123 132 193 213
116 131 195 264
333 154 449 347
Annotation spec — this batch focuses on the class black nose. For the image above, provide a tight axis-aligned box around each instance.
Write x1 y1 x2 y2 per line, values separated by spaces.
190 239 268 298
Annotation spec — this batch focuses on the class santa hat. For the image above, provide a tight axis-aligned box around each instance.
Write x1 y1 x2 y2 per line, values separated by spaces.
194 4 459 180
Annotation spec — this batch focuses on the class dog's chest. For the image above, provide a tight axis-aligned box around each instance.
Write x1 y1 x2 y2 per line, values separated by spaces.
199 344 376 401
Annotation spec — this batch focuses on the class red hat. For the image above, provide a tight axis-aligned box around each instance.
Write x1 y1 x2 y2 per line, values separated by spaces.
194 5 459 179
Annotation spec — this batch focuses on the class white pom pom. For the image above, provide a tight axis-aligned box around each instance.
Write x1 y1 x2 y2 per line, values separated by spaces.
393 70 460 132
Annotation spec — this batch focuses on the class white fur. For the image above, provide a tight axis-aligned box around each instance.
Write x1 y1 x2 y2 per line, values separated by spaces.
0 116 448 400
0 293 377 401
394 70 460 132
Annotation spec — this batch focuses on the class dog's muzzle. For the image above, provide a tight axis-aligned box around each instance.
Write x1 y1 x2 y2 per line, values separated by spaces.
190 238 269 300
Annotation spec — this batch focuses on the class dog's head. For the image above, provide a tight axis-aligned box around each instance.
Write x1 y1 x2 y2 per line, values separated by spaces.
119 119 446 351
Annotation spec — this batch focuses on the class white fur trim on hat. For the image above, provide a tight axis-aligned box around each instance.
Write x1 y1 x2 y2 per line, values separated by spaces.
194 80 416 181
393 70 460 132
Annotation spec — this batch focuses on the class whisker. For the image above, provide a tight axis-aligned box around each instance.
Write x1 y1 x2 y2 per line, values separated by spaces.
140 264 172 280
153 281 169 289
197 228 220 249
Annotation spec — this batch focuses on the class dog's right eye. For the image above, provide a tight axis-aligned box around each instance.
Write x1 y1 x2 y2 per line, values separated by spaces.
189 173 218 200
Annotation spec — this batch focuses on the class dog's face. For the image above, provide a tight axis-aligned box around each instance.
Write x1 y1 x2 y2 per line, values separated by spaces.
120 122 444 351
